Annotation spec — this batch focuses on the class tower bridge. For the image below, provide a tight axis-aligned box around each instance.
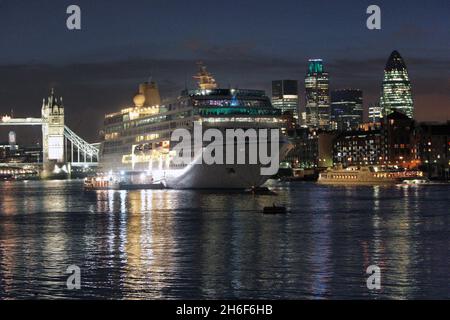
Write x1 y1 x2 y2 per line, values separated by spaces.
0 89 100 177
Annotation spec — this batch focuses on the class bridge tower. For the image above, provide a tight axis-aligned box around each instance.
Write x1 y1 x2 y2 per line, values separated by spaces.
41 89 65 176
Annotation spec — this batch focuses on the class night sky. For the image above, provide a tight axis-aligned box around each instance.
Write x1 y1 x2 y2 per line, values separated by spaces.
0 0 449 143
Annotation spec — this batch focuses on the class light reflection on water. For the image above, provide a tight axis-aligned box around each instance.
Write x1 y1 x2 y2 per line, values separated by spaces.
0 180 449 299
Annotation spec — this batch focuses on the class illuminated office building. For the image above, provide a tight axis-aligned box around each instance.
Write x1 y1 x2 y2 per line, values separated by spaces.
380 50 414 119
330 89 363 131
271 80 299 121
369 103 383 124
305 59 330 130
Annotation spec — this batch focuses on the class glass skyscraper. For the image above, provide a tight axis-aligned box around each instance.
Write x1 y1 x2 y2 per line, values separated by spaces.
380 50 414 119
271 80 299 120
330 89 363 131
304 59 330 129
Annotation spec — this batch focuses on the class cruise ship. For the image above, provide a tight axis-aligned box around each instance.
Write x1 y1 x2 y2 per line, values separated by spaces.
99 65 292 189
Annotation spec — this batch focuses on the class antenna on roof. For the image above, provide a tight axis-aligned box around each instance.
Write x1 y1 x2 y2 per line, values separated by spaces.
194 62 218 90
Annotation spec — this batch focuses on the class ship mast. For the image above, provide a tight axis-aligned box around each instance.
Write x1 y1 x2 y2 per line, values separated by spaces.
193 62 218 90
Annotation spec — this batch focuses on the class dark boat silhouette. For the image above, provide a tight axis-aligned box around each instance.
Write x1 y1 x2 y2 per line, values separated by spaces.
263 204 287 214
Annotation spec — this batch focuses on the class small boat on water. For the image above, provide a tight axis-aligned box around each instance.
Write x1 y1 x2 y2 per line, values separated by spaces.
249 186 277 195
1 174 14 181
263 204 287 215
84 176 120 190
399 178 429 185
398 179 450 186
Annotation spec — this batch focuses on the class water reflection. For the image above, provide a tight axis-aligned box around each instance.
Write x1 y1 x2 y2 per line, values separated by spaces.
0 180 449 299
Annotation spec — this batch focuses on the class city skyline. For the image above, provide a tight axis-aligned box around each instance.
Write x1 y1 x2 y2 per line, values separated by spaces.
0 0 449 143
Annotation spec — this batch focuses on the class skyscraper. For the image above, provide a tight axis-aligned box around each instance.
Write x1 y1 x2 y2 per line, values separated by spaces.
380 50 414 119
271 80 299 120
305 59 330 129
330 89 363 131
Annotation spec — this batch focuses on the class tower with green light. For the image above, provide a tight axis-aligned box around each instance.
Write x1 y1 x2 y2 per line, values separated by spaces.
380 51 414 119
304 59 330 129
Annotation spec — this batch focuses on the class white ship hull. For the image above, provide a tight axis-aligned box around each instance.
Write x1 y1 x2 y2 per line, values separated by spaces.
162 163 270 189
102 138 292 190
156 140 292 189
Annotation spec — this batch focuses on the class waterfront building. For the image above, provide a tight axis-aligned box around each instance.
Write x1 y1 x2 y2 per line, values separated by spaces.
416 122 450 179
285 128 335 169
285 128 314 168
333 127 384 167
333 111 417 167
304 59 330 130
330 89 363 131
384 111 417 167
271 80 299 121
380 50 414 118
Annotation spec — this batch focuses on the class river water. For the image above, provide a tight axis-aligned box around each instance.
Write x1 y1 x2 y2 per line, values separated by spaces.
0 180 449 299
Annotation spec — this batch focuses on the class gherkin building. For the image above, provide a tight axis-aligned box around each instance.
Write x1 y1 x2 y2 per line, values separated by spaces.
380 50 414 119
